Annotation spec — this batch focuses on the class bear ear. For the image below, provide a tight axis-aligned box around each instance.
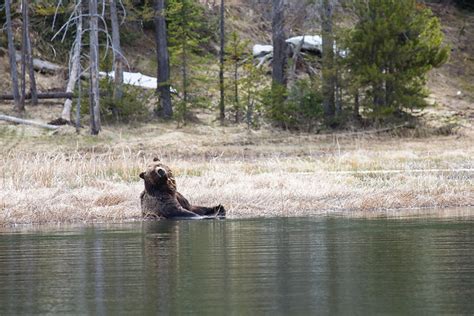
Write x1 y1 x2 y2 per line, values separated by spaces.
153 157 160 162
139 172 145 179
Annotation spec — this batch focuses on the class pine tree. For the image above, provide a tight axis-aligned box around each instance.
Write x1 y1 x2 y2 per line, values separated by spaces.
241 60 265 129
225 31 249 123
269 0 288 127
166 0 212 123
346 0 449 118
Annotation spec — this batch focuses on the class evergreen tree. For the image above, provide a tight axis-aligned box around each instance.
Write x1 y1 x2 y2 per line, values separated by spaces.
241 60 264 129
166 0 213 123
225 31 249 123
346 0 449 118
271 0 288 115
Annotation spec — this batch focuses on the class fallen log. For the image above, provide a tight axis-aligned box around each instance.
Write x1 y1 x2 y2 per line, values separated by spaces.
15 51 63 74
0 114 60 130
0 92 74 100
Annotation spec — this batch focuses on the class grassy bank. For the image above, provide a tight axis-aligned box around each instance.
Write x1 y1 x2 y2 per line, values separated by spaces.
1 119 473 226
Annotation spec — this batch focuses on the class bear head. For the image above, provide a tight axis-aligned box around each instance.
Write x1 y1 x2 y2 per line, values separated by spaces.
140 158 177 193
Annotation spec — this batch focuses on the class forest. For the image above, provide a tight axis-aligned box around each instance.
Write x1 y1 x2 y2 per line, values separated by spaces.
0 0 473 224
1 0 471 130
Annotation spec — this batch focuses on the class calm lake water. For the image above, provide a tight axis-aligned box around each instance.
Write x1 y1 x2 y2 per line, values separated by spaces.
0 216 473 315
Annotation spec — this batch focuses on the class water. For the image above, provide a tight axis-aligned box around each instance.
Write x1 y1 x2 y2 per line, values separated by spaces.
0 216 473 315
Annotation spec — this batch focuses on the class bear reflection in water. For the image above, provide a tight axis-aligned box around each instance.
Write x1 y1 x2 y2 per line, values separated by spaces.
140 158 226 219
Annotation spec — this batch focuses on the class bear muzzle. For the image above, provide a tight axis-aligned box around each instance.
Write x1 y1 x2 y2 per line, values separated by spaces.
155 167 167 178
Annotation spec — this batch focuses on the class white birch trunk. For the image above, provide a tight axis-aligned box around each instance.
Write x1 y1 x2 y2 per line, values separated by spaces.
61 5 82 122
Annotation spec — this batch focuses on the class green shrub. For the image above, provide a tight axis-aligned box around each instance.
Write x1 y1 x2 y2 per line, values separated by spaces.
80 78 151 123
288 80 324 131
262 80 324 130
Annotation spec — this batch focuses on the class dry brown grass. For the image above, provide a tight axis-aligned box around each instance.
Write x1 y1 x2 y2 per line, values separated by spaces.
1 119 473 226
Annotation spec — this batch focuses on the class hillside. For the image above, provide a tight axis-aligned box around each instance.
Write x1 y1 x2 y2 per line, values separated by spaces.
0 1 473 127
426 3 474 121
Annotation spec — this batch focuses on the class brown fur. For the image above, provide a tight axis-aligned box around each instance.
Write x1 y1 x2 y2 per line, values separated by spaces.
140 158 225 219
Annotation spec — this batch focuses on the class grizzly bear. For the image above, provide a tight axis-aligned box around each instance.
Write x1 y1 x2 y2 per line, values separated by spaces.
140 158 226 219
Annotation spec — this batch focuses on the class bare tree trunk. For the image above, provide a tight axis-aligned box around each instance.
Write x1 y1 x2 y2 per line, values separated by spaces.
0 115 59 130
180 2 188 123
89 0 101 135
182 41 188 122
271 0 287 87
373 81 385 108
153 0 173 118
23 0 37 106
335 62 342 115
76 62 82 134
289 36 304 87
5 0 22 111
61 5 82 122
14 52 63 73
322 0 335 122
109 0 123 119
234 58 240 123
20 1 27 109
219 0 225 124
25 31 37 106
354 91 360 119
322 0 335 121
0 92 73 100
75 17 83 135
246 99 253 129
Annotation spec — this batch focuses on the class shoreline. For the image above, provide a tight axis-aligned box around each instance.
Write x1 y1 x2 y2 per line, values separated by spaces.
2 164 473 226
1 205 473 231
1 123 473 227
